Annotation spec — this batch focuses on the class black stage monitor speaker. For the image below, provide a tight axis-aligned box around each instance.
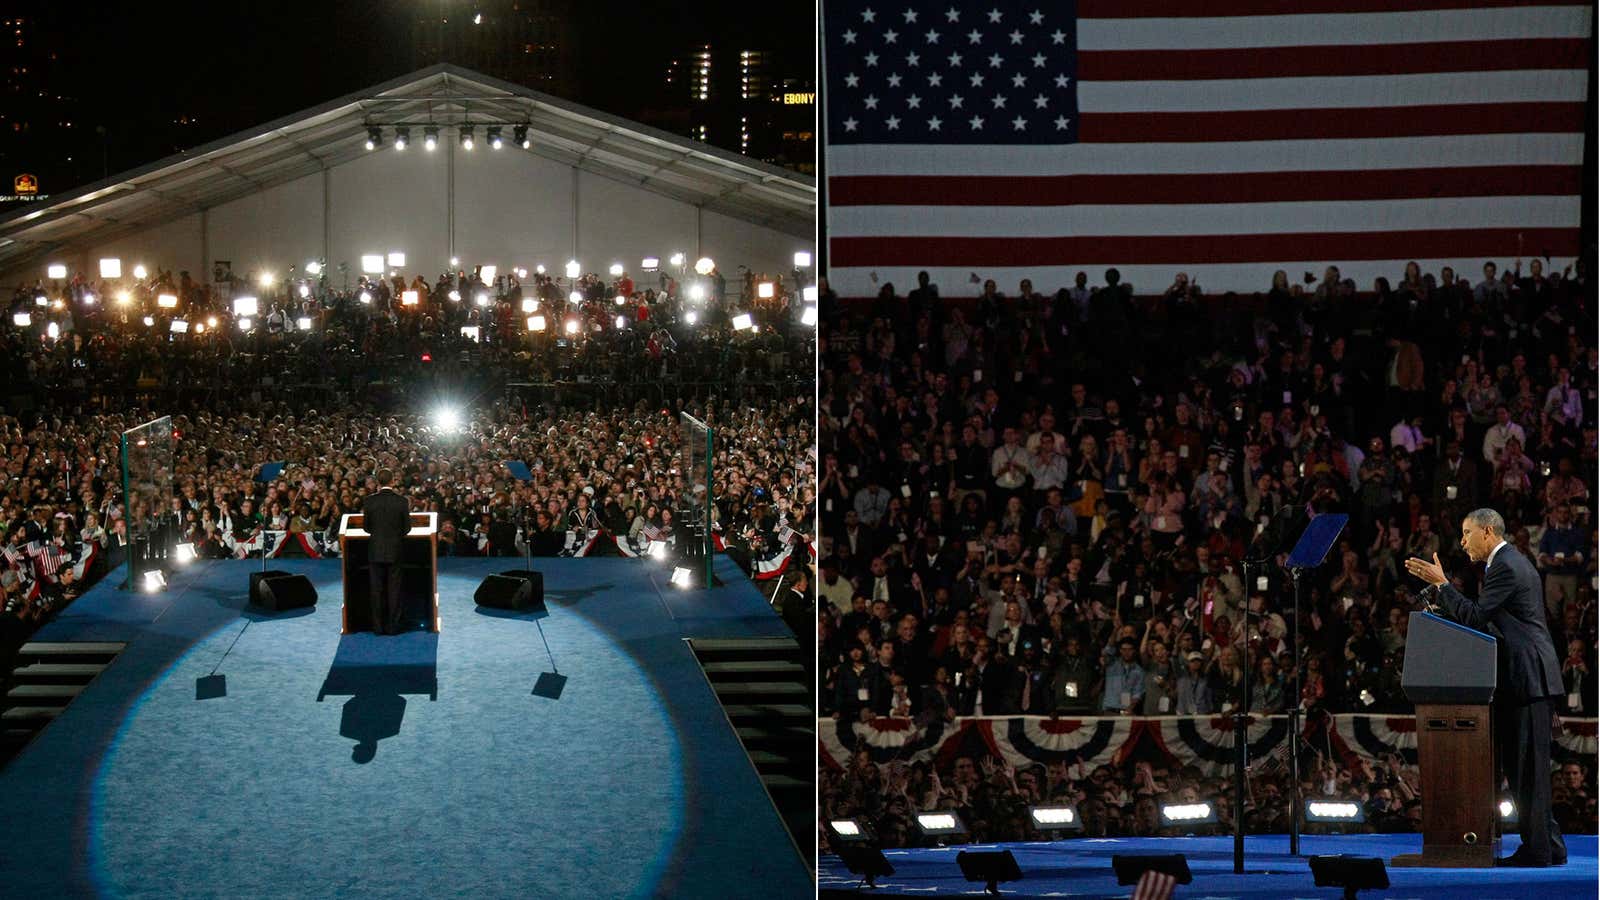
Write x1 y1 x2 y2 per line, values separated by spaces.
835 846 894 889
249 569 290 605
1309 855 1389 898
256 573 317 611
475 571 545 612
1112 854 1193 886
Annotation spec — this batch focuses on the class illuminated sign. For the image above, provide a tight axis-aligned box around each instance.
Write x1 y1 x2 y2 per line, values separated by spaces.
14 173 37 194
783 92 815 105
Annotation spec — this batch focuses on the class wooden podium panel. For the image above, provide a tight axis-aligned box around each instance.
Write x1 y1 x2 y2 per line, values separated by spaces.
338 513 439 634
1390 706 1500 867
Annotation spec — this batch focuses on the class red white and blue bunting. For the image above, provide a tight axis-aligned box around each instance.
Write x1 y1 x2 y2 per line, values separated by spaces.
818 714 1598 774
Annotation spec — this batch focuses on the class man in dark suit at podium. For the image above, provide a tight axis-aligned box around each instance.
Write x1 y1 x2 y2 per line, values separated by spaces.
1406 507 1567 867
362 469 411 635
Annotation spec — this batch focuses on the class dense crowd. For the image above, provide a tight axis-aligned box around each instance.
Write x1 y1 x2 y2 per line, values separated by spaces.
817 258 1597 841
0 257 816 652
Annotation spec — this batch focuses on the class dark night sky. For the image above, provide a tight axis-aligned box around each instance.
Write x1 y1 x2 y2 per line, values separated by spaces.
20 0 810 195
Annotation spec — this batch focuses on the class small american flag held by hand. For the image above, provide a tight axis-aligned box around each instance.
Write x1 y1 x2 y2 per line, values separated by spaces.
1131 868 1176 900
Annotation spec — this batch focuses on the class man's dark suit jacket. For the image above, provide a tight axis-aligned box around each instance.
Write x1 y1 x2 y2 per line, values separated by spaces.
1434 544 1563 705
361 488 411 564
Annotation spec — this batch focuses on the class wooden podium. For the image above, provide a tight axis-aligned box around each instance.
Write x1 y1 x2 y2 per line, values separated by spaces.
1390 611 1499 868
337 512 440 634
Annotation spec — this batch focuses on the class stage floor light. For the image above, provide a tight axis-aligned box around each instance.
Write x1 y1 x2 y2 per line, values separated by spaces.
174 543 197 564
1159 802 1217 826
670 567 692 588
1305 800 1365 823
914 811 967 838
1029 804 1081 831
828 818 873 843
142 571 167 593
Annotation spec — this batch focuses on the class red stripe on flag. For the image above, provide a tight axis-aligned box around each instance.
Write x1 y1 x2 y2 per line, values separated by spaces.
1078 103 1586 143
830 227 1580 267
1078 0 1591 16
1079 39 1591 81
829 166 1582 207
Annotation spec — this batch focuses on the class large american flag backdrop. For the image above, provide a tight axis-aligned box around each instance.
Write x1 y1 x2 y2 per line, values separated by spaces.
822 0 1592 297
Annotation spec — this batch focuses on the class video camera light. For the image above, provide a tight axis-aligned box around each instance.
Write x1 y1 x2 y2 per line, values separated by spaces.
47 263 67 279
233 296 259 317
99 258 122 278
157 293 178 308
794 251 812 268
170 320 189 334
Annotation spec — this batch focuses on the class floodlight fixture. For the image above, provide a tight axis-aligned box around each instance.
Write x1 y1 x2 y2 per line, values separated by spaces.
116 291 131 305
11 312 29 327
402 290 419 306
157 293 178 308
298 284 311 299
142 570 167 593
801 306 818 327
803 285 818 303
487 126 503 149
296 316 312 330
828 819 874 842
460 125 475 150
957 850 1022 896
423 126 439 151
480 264 497 282
794 251 812 268
141 315 155 327
914 811 967 838
448 290 462 302
609 262 624 276
206 316 218 328
82 293 96 305
174 543 197 564
565 260 581 279
258 271 275 287
519 297 535 313
642 257 659 271
1308 855 1389 898
648 540 669 559
450 256 460 267
51 298 63 310
393 127 409 150
233 296 259 317
688 284 706 301
670 567 693 588
669 252 686 267
132 264 149 279
358 291 372 305
238 317 253 330
434 407 461 432
99 258 122 278
1500 799 1516 822
1112 854 1193 887
387 252 406 268
694 256 715 275
1305 801 1365 823
514 124 529 148
461 325 480 342
568 291 583 303
535 264 546 275
527 315 547 332
757 282 775 298
1029 804 1081 831
475 293 490 307
564 319 580 335
169 320 188 334
684 310 698 325
1160 802 1217 825
194 323 205 334
365 126 380 150
33 295 46 306
361 254 385 274
732 313 754 331
45 322 59 339
305 260 322 275
614 295 626 306
46 263 67 279
614 314 626 329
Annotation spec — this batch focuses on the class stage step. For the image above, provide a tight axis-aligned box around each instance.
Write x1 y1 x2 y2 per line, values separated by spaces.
687 634 814 870
701 659 807 677
6 684 86 705
12 663 109 683
3 641 124 770
1 705 64 723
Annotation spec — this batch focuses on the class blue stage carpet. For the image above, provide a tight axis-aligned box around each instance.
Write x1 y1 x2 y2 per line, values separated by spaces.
0 556 810 899
820 833 1598 898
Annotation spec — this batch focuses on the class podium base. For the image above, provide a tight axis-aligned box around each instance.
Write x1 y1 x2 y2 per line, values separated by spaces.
1390 844 1497 868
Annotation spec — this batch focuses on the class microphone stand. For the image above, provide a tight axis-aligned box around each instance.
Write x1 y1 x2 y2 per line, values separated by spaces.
1234 557 1254 874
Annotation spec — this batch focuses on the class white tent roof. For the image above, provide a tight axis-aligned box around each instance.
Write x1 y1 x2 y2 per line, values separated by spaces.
0 63 815 274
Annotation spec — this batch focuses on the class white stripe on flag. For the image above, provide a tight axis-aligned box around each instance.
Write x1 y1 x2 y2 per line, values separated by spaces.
1077 7 1594 50
825 134 1586 176
1079 70 1589 113
828 196 1579 239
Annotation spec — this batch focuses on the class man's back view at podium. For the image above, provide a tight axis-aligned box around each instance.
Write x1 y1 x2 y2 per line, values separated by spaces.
363 469 411 634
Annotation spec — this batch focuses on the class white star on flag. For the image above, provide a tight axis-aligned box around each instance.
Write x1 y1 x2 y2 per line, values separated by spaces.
987 8 1002 23
903 8 918 22
927 116 942 130
862 8 876 22
1012 115 1027 130
969 114 984 129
